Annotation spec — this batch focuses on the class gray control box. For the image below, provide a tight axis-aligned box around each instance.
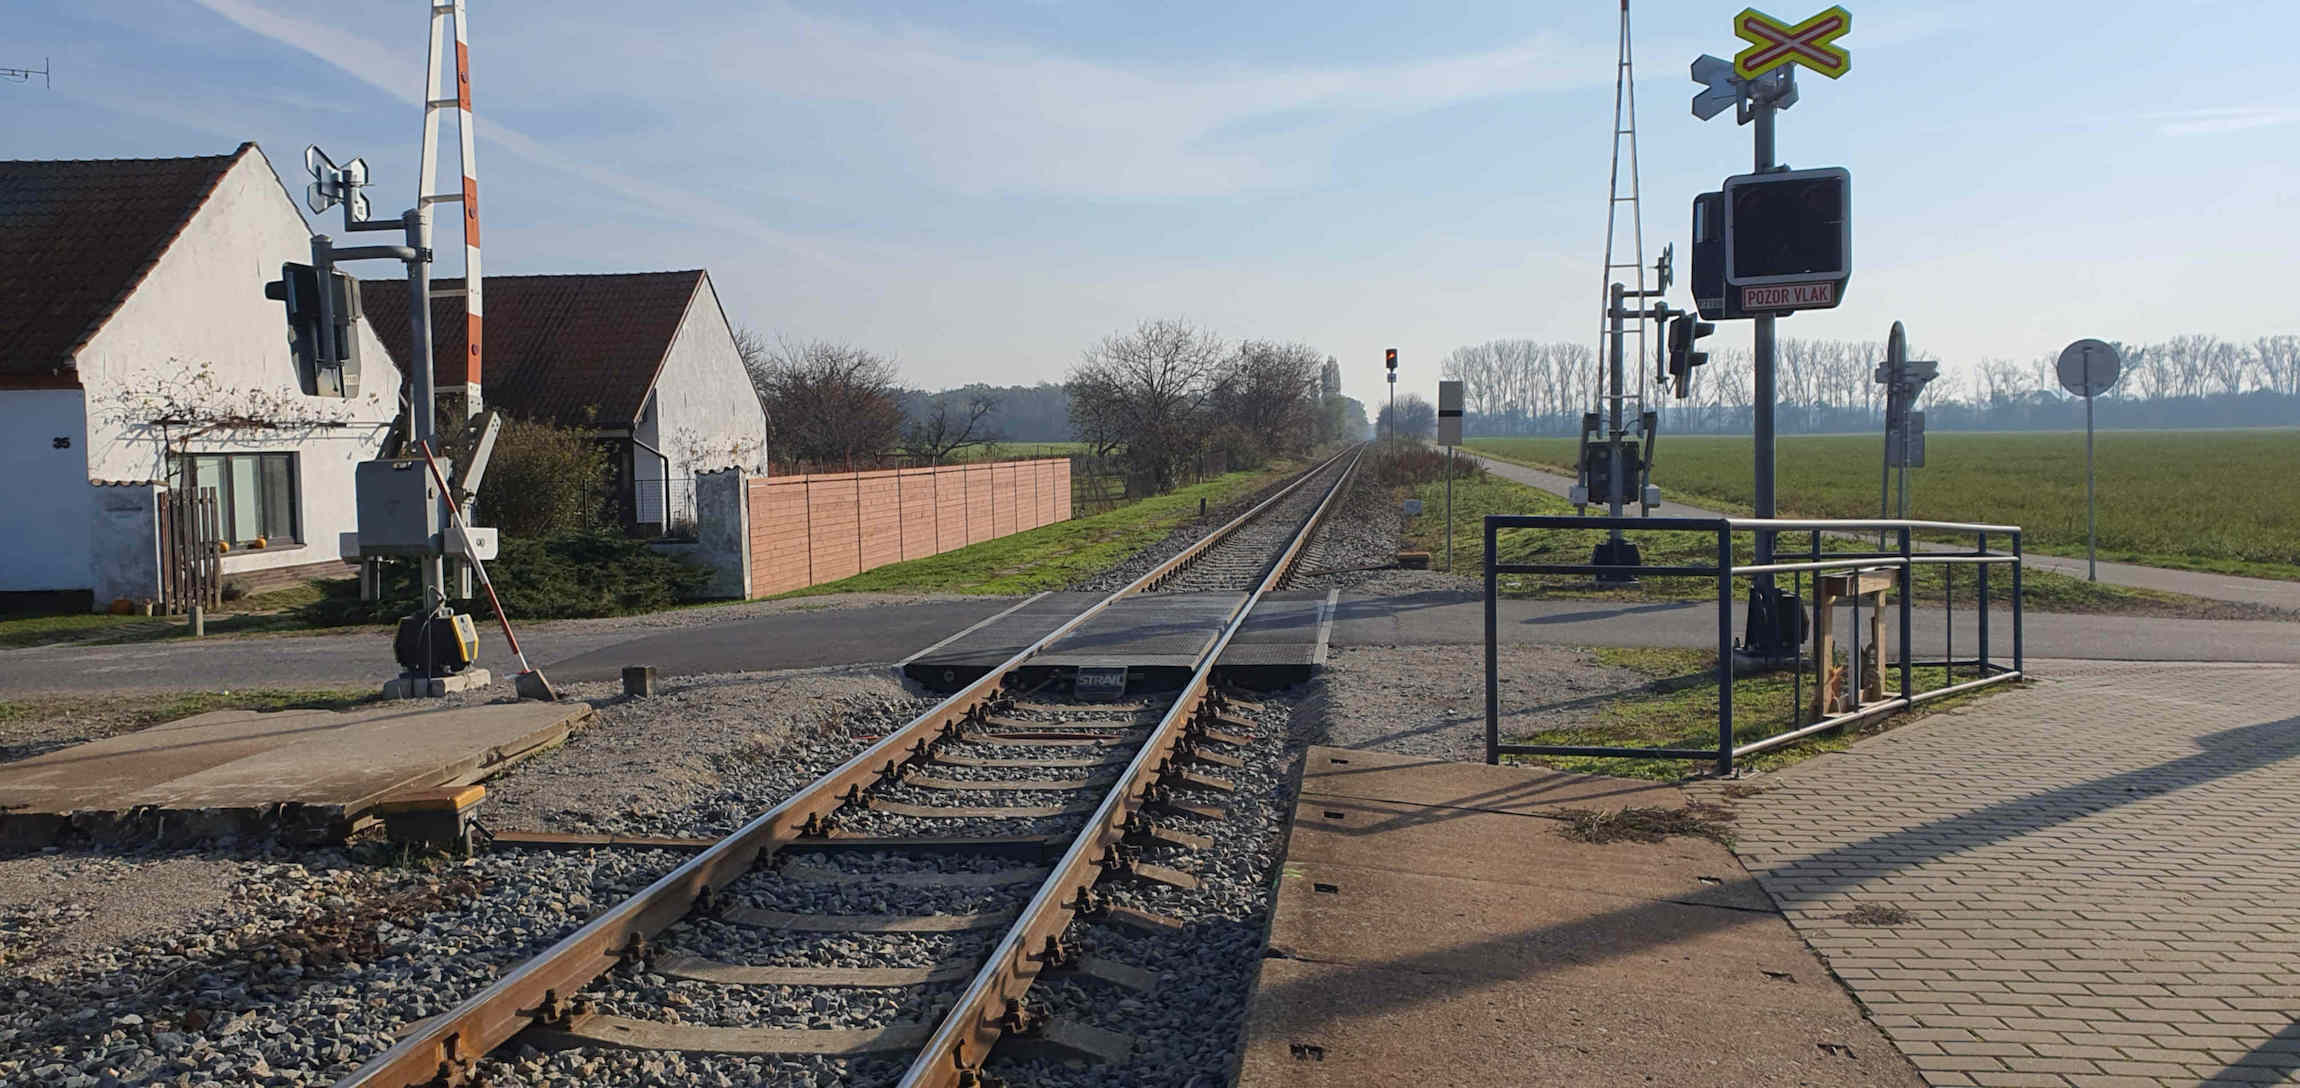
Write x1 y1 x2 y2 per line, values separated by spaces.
354 459 441 556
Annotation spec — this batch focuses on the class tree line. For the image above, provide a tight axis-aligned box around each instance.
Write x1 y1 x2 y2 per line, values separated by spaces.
734 324 1368 483
1439 333 2299 435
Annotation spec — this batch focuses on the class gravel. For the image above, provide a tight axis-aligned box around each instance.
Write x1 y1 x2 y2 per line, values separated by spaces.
0 664 934 1088
1068 465 1323 595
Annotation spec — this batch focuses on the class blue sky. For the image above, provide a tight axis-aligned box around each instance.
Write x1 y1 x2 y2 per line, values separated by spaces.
8 1 2296 407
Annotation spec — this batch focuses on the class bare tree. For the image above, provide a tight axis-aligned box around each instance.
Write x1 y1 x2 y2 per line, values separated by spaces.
1378 394 1436 440
1067 319 1226 493
747 337 904 468
1208 339 1322 461
903 391 1002 464
2257 334 2300 399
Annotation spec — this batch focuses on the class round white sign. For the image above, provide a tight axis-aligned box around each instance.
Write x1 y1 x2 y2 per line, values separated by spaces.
2057 339 2122 398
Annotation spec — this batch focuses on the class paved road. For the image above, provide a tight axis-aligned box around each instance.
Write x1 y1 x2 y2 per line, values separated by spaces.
5 590 2294 695
1465 451 2300 613
1712 658 2300 1087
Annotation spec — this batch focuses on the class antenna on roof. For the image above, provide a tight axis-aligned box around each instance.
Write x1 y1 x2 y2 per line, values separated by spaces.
0 58 51 88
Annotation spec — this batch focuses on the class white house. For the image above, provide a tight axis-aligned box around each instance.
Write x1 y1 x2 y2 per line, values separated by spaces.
0 143 402 610
364 269 769 532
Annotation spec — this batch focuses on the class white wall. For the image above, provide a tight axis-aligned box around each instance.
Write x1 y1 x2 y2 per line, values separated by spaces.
652 274 770 480
73 147 403 583
0 390 92 592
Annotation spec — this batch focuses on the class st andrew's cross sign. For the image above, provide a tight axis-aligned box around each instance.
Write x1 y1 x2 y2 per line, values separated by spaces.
1733 6 1852 80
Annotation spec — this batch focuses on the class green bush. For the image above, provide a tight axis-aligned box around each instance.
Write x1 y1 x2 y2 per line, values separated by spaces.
306 531 709 623
478 418 612 537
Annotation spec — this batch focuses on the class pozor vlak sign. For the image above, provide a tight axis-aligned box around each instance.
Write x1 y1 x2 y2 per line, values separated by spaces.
1723 165 1850 314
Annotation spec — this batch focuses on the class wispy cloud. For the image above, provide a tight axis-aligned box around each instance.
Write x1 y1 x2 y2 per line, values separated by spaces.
189 0 844 262
2148 105 2300 136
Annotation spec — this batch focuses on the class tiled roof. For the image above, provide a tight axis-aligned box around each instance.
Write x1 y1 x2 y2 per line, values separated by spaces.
0 144 250 385
364 270 702 427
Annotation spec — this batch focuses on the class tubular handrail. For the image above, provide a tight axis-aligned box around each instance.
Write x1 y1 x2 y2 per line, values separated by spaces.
1481 512 2026 775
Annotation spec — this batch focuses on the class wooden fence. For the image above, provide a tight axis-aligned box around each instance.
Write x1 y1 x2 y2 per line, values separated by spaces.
746 458 1071 597
158 487 222 614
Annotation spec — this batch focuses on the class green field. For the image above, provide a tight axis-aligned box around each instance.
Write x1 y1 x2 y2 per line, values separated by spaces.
1400 471 2219 617
1469 429 2300 581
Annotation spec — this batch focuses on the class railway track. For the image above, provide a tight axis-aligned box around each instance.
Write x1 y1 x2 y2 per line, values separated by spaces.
341 444 1363 1088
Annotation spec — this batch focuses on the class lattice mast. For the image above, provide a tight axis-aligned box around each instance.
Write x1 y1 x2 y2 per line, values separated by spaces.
417 0 482 418
1596 0 1649 430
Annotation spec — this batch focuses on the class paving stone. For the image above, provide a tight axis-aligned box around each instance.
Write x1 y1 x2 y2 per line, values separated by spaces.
1706 659 2300 1088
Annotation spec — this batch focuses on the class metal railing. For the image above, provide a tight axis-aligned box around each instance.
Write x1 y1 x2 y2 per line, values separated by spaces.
1482 515 2026 774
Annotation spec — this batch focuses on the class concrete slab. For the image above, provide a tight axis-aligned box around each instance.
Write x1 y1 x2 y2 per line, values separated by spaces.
1033 592 1244 668
1238 745 1920 1088
0 700 592 844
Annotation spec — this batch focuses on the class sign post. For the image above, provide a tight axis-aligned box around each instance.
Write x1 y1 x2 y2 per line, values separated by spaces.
1438 380 1463 571
1689 5 1852 661
2057 339 2122 581
1873 320 1937 543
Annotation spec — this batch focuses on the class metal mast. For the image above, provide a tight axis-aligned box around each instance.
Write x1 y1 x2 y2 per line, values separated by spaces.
1596 0 1649 427
417 0 483 420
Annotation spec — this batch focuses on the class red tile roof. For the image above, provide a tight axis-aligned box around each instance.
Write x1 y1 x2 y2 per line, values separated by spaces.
0 144 251 387
364 270 703 427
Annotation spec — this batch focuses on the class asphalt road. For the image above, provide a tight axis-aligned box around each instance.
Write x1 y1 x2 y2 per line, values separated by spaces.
3 591 2292 696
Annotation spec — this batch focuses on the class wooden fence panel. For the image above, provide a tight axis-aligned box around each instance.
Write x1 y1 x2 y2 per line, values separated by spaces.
807 474 862 584
748 478 811 596
964 465 993 546
856 471 903 572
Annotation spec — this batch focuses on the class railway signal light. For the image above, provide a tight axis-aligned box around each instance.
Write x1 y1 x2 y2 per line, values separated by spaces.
1666 315 1715 398
1385 347 1397 370
1721 166 1851 314
265 261 363 396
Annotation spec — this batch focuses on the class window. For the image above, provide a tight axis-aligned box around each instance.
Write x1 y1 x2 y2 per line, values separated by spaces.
173 453 300 546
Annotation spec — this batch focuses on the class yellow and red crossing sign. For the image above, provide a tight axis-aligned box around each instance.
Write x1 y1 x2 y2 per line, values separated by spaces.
1733 6 1852 80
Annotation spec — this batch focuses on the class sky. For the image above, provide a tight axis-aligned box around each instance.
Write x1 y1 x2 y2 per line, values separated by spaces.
7 1 2297 408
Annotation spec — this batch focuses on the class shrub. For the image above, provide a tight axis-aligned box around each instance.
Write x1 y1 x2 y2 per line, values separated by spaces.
478 418 611 537
1366 439 1483 488
305 531 709 623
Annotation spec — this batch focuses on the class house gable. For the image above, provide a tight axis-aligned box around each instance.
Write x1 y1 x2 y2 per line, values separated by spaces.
0 145 245 388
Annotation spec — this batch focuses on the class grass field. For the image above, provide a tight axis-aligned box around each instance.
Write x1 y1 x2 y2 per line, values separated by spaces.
782 460 1301 597
1400 471 2241 617
940 441 1090 462
0 583 342 649
1468 429 2300 581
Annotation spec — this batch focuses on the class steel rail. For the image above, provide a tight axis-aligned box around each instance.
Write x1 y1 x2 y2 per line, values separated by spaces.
897 443 1363 1087
336 444 1361 1088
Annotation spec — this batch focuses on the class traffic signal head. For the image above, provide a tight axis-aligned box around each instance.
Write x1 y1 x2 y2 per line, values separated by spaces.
1665 315 1716 398
265 262 362 396
1384 347 1397 370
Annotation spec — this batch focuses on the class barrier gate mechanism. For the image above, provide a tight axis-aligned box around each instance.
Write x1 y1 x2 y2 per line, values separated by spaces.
1481 514 2025 775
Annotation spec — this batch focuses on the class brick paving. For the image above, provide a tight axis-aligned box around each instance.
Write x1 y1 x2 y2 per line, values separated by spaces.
1717 659 2300 1088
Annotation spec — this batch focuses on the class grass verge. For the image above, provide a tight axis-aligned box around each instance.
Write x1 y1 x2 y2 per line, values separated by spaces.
782 461 1305 596
0 584 342 649
1402 471 2259 618
1501 645 2011 781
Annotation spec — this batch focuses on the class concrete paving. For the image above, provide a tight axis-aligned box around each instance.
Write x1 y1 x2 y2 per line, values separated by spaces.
1709 658 2300 1087
2 590 2292 696
0 700 592 843
1238 746 1923 1087
1465 451 2300 613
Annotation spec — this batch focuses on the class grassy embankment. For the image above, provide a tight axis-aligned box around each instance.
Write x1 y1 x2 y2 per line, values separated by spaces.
1397 468 2218 616
1503 645 2004 781
1467 429 2300 582
782 460 1306 597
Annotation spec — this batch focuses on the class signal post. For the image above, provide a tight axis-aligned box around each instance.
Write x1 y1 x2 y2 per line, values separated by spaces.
1688 5 1855 660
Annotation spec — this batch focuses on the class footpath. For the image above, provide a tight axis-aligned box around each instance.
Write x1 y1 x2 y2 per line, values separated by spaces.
1463 452 2300 613
1708 658 2300 1087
